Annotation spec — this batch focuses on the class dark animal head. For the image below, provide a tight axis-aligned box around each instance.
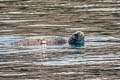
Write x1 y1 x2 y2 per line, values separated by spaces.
68 31 84 45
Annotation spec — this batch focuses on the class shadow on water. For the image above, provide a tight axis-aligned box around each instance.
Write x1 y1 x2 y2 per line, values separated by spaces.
0 0 120 80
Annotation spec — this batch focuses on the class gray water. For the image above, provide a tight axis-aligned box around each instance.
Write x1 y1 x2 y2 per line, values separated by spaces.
0 0 120 80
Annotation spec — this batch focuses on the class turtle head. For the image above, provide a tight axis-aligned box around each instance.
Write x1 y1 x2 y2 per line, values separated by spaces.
68 31 85 45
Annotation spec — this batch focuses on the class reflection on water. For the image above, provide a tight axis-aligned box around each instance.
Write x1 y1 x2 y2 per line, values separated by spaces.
0 20 41 23
0 0 120 80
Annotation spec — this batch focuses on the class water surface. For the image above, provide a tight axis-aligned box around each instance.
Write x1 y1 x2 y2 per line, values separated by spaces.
0 0 120 80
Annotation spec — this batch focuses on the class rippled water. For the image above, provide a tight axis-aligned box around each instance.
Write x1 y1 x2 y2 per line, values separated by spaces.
0 0 120 80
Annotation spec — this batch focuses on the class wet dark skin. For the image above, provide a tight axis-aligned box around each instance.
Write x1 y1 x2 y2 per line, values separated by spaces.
68 31 84 46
